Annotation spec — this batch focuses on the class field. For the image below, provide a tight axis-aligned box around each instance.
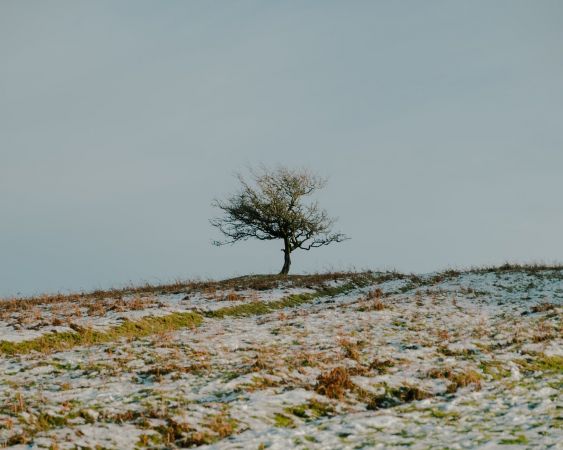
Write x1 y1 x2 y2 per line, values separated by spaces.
0 266 561 449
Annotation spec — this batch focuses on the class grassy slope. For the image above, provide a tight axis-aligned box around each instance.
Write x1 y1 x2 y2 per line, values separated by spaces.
1 265 560 356
0 272 377 356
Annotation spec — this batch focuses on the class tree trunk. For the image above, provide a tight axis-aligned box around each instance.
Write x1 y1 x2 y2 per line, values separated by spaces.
280 239 291 275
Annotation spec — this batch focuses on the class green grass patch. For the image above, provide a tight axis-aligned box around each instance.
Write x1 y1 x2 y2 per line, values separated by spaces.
499 434 528 445
429 409 461 420
207 292 315 318
0 312 203 356
206 280 369 319
367 384 432 410
273 413 295 428
36 412 68 431
515 354 563 375
284 399 335 421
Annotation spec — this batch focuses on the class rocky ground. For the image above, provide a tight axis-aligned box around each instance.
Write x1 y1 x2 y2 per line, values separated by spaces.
0 266 561 449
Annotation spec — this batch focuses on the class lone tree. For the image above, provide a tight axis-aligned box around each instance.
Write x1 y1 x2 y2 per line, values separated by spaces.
210 166 348 275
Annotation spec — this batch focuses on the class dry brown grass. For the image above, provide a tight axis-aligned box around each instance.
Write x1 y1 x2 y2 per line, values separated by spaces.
251 346 281 373
206 410 237 439
285 350 325 371
436 329 450 341
224 291 244 302
252 354 273 372
1 417 14 430
368 299 385 311
369 358 396 374
0 282 186 314
357 288 386 311
86 301 106 316
470 262 563 274
367 383 432 410
315 367 353 399
245 375 283 392
190 271 376 295
151 330 175 348
13 392 26 414
367 288 383 299
532 320 556 342
531 302 557 313
3 295 162 333
427 366 482 393
339 338 362 362
137 361 211 382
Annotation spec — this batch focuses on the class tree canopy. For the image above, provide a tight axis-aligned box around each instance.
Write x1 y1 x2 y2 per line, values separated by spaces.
210 166 348 274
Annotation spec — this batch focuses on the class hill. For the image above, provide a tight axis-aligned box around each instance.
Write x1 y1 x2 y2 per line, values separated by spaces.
0 266 561 448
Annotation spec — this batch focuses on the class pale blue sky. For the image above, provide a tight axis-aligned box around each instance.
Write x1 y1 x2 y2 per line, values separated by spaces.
1 1 562 297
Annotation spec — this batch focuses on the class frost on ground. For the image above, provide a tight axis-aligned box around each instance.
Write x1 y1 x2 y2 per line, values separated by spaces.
0 267 561 449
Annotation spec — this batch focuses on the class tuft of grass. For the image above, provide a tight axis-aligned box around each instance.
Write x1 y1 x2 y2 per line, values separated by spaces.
339 338 362 362
427 367 482 393
35 413 68 431
315 367 354 400
367 384 432 410
155 418 210 447
0 312 203 356
286 351 320 369
438 346 478 358
531 320 556 342
359 288 386 311
245 375 282 392
136 361 210 382
531 302 557 313
285 399 335 421
480 360 511 380
205 411 238 438
369 358 395 374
